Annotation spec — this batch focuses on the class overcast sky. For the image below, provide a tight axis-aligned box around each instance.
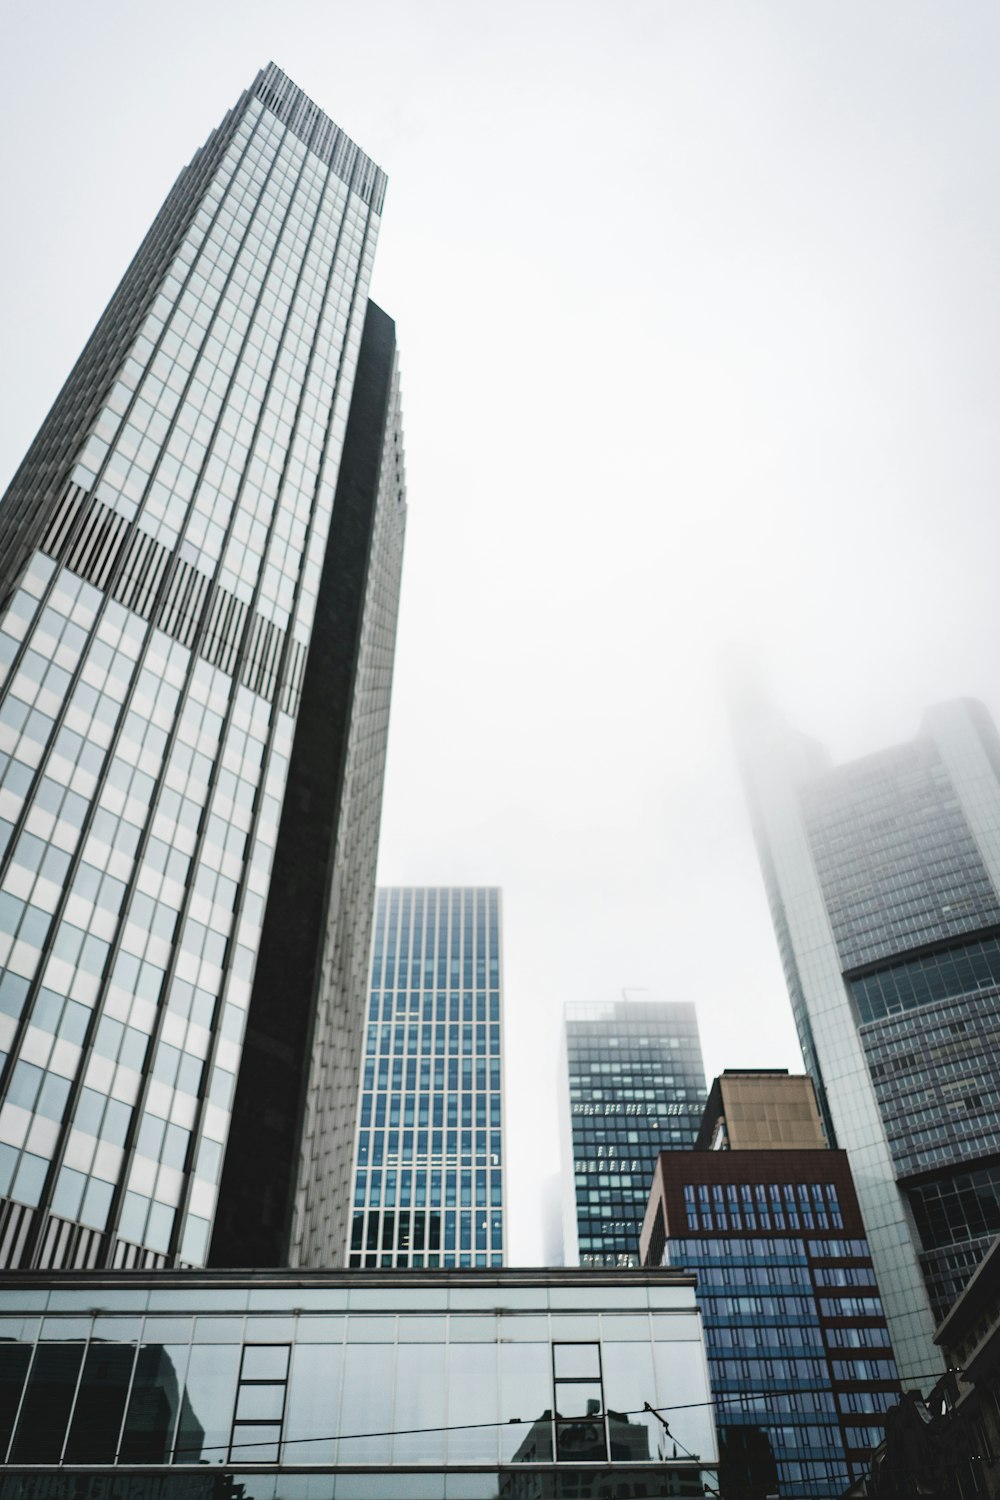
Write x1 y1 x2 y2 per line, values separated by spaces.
4 0 1000 1263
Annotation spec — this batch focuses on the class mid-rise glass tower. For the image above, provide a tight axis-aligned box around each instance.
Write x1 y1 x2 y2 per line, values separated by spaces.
560 998 706 1267
0 65 405 1271
349 888 505 1267
736 692 1000 1384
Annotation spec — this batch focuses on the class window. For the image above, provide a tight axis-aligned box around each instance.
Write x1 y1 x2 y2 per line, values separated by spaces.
553 1343 606 1462
230 1343 290 1462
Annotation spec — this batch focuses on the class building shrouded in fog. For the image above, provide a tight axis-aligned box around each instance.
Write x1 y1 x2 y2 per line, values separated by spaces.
736 691 1000 1384
0 64 405 1272
560 998 706 1267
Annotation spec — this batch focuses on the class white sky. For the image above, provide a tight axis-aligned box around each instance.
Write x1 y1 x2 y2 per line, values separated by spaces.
4 1 1000 1264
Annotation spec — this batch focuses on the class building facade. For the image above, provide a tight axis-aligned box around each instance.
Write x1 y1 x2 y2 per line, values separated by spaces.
348 887 505 1268
851 1234 1000 1500
641 1126 900 1498
0 1266 719 1498
560 999 706 1268
736 693 1000 1383
0 64 405 1273
930 1232 1000 1500
697 1069 828 1152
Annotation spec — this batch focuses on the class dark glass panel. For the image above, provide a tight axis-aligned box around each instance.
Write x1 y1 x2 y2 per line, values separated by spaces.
556 1416 607 1462
10 1343 85 1462
64 1342 136 1462
0 1345 31 1462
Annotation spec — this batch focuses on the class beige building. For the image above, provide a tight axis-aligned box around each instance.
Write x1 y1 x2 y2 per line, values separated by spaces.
695 1068 828 1151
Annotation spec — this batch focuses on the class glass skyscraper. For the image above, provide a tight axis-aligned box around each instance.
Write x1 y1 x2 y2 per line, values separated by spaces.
736 691 1000 1384
0 65 405 1272
349 888 505 1268
560 999 706 1267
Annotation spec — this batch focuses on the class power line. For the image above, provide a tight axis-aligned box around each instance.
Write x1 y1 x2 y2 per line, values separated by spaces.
190 1404 695 1457
17 1375 933 1456
177 1379 934 1457
19 1371 950 1475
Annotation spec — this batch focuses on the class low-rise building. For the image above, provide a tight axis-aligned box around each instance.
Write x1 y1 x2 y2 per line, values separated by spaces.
0 1266 719 1498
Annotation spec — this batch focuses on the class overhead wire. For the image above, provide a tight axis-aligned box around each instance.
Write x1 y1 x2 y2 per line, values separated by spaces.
13 1364 951 1487
172 1375 943 1457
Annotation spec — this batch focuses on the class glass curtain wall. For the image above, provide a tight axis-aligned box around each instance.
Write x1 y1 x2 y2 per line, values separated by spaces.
0 65 384 1269
564 1001 706 1267
0 1274 718 1494
349 888 505 1267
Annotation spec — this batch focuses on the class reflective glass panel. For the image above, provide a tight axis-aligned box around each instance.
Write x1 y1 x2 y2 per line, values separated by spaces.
231 1423 282 1463
241 1344 290 1381
446 1342 498 1463
601 1342 656 1462
553 1343 600 1379
339 1343 393 1462
176 1343 240 1463
284 1344 341 1464
555 1381 603 1419
498 1315 548 1342
120 1344 189 1463
393 1342 445 1462
235 1383 285 1422
653 1342 716 1463
500 1343 553 1463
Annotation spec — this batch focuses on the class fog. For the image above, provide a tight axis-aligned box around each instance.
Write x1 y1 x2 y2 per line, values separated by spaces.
4 0 1000 1262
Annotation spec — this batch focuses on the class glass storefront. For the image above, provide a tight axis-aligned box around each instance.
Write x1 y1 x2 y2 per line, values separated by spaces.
0 1269 718 1495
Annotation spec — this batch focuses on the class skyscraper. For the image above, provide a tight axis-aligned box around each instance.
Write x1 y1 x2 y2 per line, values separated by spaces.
641 1072 900 1500
736 692 1000 1383
348 887 505 1268
560 998 706 1267
0 64 405 1272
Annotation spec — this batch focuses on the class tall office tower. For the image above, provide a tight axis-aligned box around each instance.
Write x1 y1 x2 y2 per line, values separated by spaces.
0 64 405 1273
736 692 1000 1384
560 998 706 1267
641 1072 900 1500
348 888 505 1268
